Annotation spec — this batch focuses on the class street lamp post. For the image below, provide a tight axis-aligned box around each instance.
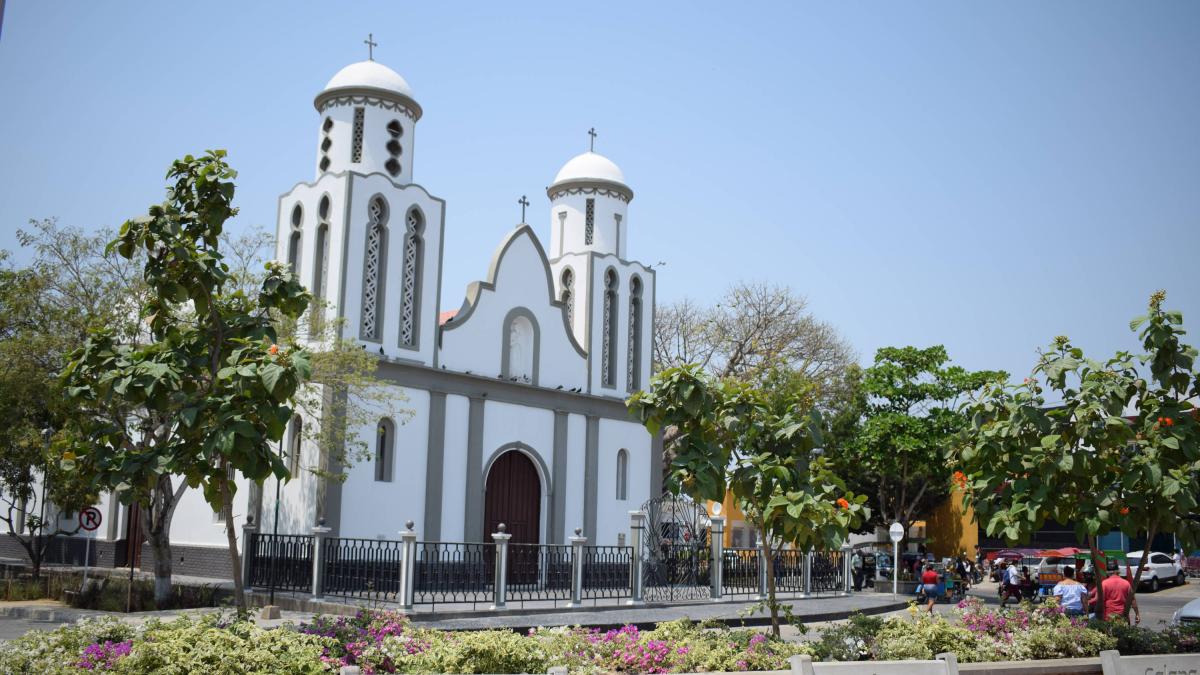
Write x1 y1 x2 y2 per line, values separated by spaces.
889 522 904 598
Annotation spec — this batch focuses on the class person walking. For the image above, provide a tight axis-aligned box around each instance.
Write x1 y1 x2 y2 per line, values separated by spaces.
921 564 940 615
1000 561 1021 608
1052 566 1088 617
851 549 864 592
1091 565 1140 624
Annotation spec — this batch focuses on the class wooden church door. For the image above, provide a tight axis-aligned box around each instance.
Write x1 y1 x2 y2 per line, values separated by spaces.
484 450 542 585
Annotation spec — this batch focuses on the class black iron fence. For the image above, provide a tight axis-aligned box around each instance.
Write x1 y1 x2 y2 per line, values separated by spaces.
722 548 761 596
413 542 494 608
246 532 847 607
321 537 404 600
582 545 633 600
246 533 314 593
506 543 572 605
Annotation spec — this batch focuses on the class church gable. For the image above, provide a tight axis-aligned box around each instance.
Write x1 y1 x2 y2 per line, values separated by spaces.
440 225 587 391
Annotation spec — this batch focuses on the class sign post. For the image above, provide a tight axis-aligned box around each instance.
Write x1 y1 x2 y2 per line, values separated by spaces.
889 522 904 599
78 507 102 588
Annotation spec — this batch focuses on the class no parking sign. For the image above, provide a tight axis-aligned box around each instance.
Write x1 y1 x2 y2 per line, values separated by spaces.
78 506 102 531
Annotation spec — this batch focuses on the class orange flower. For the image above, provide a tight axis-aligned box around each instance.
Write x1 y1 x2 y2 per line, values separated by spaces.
952 470 967 487
1119 507 1130 515
1165 417 1175 427
837 498 850 509
268 344 279 355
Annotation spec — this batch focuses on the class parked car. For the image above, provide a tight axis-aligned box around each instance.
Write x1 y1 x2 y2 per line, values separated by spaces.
1173 597 1200 625
1125 550 1186 592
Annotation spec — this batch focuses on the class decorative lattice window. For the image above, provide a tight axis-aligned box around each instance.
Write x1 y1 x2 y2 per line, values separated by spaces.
585 198 595 245
399 208 423 347
287 230 302 274
361 196 389 341
310 196 331 334
351 107 365 163
602 269 618 386
375 418 395 482
627 276 642 392
560 267 574 327
616 449 629 500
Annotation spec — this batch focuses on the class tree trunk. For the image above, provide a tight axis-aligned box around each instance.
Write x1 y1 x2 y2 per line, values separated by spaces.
1089 534 1106 620
146 512 173 609
758 520 780 638
1128 520 1158 596
219 465 247 615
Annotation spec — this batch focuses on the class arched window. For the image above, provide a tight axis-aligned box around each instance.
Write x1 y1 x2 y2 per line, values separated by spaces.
601 269 618 387
310 196 331 334
560 267 574 327
375 418 395 482
287 204 303 275
361 196 389 341
616 449 629 500
627 276 643 392
399 208 424 348
287 415 303 476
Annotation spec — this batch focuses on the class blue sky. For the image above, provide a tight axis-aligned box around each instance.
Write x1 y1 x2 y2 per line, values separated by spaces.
1 2 1197 380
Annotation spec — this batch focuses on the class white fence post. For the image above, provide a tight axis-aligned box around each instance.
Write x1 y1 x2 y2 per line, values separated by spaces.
710 515 725 601
627 511 646 605
241 516 257 591
935 652 959 675
568 528 586 607
757 542 768 600
491 524 511 610
311 519 331 601
842 541 852 595
803 546 814 597
399 520 417 611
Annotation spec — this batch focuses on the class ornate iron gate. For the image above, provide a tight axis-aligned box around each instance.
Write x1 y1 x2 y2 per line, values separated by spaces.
641 494 712 602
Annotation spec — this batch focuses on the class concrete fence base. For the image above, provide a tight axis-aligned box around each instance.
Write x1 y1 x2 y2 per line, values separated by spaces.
337 649 1200 675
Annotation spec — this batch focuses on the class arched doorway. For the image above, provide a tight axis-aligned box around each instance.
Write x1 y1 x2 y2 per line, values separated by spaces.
483 450 541 545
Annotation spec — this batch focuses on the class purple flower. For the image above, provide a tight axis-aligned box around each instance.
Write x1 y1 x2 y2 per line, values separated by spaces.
77 640 133 671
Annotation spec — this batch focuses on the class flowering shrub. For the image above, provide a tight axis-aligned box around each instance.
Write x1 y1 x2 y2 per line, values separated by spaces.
76 640 132 670
1 605 1196 673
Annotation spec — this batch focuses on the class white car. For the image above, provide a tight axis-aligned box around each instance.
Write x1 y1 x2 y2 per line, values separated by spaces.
1173 597 1200 625
1126 550 1186 592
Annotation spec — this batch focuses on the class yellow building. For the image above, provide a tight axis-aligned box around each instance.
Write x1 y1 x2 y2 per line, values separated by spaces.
924 486 978 558
706 494 758 549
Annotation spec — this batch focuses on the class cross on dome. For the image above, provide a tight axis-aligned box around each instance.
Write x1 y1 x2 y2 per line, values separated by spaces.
364 33 378 61
588 127 597 152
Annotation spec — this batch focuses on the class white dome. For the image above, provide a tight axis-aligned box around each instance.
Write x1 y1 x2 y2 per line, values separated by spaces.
552 152 626 187
323 60 414 99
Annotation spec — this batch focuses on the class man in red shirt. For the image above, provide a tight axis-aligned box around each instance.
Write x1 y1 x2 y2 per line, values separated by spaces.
1092 567 1140 624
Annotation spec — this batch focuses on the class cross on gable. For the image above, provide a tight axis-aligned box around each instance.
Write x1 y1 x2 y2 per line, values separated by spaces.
518 195 530 223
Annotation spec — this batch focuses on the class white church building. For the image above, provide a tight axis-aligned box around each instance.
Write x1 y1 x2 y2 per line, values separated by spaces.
261 58 662 550
2 57 663 579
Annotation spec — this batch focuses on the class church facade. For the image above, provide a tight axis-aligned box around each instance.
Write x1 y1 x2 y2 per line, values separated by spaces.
258 58 662 549
0 57 662 579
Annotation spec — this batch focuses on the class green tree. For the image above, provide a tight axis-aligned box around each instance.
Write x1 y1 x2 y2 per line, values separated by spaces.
0 221 142 577
827 346 1002 543
958 292 1199 614
62 151 312 612
628 365 868 637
